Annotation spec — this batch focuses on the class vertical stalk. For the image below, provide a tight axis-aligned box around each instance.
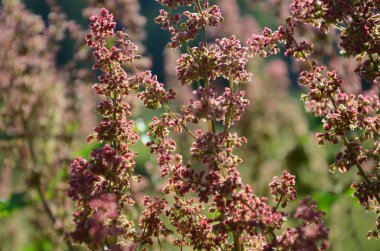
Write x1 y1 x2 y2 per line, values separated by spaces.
195 0 207 46
224 78 234 133
157 237 163 251
107 63 119 152
275 194 284 210
163 102 196 139
354 159 380 204
368 53 378 73
24 132 75 251
330 100 380 205
233 233 241 251
204 77 216 133
224 78 243 248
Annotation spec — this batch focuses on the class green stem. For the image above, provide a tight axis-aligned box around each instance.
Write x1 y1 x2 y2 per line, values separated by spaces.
157 237 163 251
163 102 196 139
195 0 207 46
333 24 345 31
182 42 196 59
275 194 284 210
354 161 380 204
233 233 241 251
269 228 277 241
107 63 118 151
347 148 380 204
138 224 147 251
368 53 378 72
291 37 313 68
24 131 75 251
265 190 285 244
224 78 234 133
204 78 216 133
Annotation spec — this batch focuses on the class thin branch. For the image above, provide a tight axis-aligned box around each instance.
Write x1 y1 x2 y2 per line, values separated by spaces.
233 232 241 251
195 0 208 47
163 102 196 139
275 194 284 211
293 32 380 206
22 118 75 251
204 78 216 133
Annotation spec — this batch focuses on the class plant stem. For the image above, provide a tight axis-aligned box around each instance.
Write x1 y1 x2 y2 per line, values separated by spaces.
204 78 216 133
355 162 380 204
157 237 163 251
368 53 378 72
130 58 197 141
195 0 207 46
233 233 241 251
275 194 284 210
24 133 75 251
343 144 378 203
223 78 234 133
130 56 197 141
163 102 197 139
265 194 285 244
138 224 147 251
107 63 119 152
291 37 313 68
333 24 345 31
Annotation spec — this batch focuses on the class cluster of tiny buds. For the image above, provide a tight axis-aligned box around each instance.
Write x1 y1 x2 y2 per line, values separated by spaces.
247 18 313 60
155 1 222 48
269 170 297 208
290 0 379 81
176 35 252 85
67 2 332 250
182 86 249 125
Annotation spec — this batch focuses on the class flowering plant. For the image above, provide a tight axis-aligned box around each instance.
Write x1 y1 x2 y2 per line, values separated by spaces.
1 0 379 249
68 2 331 250
248 0 380 239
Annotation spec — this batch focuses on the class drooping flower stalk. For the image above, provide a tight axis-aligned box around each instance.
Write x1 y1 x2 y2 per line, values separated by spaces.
248 0 380 239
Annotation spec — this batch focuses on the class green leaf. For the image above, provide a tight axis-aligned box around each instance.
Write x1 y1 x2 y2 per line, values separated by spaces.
313 192 339 212
23 240 53 251
75 142 103 159
0 192 30 217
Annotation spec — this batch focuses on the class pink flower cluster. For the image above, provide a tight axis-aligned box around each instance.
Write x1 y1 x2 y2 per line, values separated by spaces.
298 62 342 116
248 0 380 239
155 1 222 48
141 1 328 250
274 197 330 251
68 8 174 249
182 86 249 125
291 0 380 81
269 170 297 208
247 18 313 60
68 9 140 249
176 36 252 85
